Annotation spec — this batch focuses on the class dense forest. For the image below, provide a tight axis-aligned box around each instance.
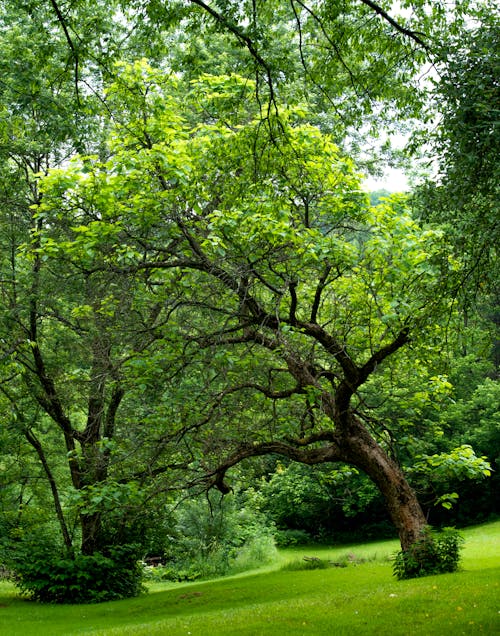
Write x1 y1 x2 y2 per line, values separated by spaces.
0 0 498 602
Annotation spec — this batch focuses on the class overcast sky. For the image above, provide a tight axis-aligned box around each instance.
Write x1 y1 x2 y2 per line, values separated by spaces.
363 167 410 193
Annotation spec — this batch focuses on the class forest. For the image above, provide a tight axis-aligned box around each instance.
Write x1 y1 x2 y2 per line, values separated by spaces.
0 0 498 603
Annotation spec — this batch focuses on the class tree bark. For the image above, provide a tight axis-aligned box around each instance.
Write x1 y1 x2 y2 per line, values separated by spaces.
336 414 428 552
80 512 103 555
24 428 74 555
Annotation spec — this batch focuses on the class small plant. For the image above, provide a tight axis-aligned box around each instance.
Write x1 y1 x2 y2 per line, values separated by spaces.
393 526 464 580
281 556 331 571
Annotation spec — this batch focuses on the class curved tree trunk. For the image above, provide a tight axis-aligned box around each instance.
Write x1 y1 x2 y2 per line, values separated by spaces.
340 414 427 552
213 417 429 555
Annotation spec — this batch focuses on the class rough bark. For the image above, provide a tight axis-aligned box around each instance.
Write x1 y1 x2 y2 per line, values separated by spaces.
337 414 428 551
80 512 103 556
210 412 428 554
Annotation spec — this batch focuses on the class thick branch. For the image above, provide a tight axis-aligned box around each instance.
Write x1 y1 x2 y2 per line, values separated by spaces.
310 264 332 323
209 438 343 493
359 325 411 383
218 381 305 400
289 280 298 325
297 321 360 382
104 385 125 440
359 0 429 49
336 326 411 414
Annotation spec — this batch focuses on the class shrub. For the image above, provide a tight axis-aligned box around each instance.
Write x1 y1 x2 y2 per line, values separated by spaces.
393 527 464 580
156 490 277 581
274 528 312 547
13 543 144 603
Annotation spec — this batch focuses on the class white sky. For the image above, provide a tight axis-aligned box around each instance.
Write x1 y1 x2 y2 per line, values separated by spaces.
363 167 410 193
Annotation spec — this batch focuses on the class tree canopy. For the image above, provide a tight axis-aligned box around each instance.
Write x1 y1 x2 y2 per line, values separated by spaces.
0 0 497 602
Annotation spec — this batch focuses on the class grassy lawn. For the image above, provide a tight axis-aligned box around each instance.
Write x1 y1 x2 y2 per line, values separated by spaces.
0 520 498 635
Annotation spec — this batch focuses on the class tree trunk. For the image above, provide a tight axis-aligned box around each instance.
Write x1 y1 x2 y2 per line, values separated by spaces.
340 415 427 552
80 512 103 555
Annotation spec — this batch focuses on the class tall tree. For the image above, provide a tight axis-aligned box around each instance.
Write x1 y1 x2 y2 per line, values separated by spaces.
415 16 499 293
0 0 495 599
0 4 192 599
31 65 469 562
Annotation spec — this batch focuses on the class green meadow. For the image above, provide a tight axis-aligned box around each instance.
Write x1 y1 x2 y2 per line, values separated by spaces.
1 520 498 636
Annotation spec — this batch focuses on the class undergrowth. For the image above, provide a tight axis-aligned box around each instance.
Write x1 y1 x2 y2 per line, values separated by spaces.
393 527 464 580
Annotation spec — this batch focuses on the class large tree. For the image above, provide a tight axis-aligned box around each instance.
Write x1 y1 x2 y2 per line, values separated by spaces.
0 0 495 599
27 65 465 559
0 4 194 599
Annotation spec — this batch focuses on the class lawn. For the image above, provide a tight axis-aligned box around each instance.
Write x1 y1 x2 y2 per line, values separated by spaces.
0 520 498 635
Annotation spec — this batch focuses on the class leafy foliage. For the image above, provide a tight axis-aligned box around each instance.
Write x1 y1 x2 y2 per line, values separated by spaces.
152 491 277 581
274 528 313 547
415 17 499 292
393 527 464 580
10 541 144 603
260 462 389 541
0 1 497 603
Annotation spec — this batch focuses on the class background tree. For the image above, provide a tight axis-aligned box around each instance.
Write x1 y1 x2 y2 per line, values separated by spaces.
0 6 195 598
412 12 499 367
417 20 499 280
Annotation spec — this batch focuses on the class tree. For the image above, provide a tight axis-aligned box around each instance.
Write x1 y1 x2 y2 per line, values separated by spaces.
0 1 495 598
414 15 499 293
0 6 196 598
412 15 499 446
30 64 476 566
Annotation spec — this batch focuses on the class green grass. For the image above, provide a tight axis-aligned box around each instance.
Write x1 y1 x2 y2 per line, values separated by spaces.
1 520 499 635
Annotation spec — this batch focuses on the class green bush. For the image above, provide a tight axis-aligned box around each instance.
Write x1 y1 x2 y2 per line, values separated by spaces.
157 490 277 581
13 543 144 603
274 528 312 547
393 527 464 580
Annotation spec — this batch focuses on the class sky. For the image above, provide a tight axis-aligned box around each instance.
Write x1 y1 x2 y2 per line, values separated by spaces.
363 167 410 193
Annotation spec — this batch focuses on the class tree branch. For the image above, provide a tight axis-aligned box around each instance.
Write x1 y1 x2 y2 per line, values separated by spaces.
359 0 429 49
297 321 360 382
292 0 367 98
310 264 332 323
289 279 298 325
207 438 343 493
49 0 81 104
335 325 411 414
187 0 278 116
359 325 411 383
24 426 74 553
